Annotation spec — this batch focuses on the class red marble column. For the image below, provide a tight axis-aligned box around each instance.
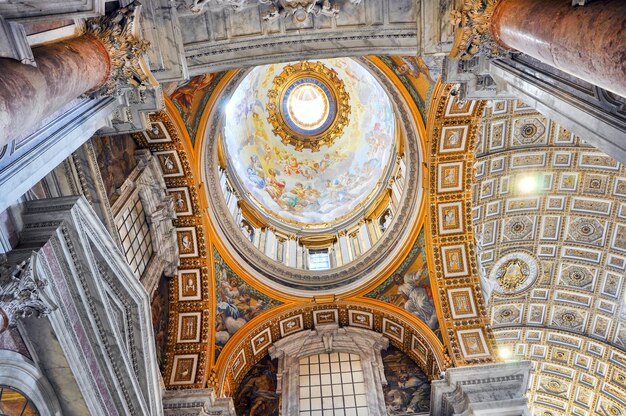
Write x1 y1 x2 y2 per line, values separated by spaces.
0 35 111 147
491 0 626 97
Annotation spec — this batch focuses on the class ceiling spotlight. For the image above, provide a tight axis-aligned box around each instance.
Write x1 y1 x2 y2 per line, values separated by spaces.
498 347 513 360
517 174 539 194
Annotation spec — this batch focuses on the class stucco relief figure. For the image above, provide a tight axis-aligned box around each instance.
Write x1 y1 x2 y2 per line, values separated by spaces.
240 221 253 241
475 232 495 303
382 345 431 414
185 275 196 292
496 259 529 292
448 252 460 270
235 356 279 416
446 130 460 146
163 155 175 171
181 235 192 250
443 168 457 186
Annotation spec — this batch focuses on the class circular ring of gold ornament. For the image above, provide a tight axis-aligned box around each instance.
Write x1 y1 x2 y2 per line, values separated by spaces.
267 61 351 152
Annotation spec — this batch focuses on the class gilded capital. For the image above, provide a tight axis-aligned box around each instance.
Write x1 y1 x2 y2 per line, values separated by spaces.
449 0 501 61
81 1 154 96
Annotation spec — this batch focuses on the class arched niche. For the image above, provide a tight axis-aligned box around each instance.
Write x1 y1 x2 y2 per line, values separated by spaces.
214 299 446 400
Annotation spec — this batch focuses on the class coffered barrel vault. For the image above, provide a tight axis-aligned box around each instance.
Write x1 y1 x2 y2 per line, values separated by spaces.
473 100 626 415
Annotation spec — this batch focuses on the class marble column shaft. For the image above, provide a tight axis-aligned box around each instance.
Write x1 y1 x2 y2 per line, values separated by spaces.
0 35 111 147
491 0 626 97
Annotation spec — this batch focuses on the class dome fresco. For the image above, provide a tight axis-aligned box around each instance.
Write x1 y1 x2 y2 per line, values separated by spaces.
223 58 395 226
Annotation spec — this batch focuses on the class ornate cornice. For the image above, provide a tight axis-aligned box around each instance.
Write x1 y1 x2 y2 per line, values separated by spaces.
81 1 153 96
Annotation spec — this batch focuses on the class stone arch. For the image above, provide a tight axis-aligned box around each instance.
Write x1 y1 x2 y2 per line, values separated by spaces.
214 299 446 397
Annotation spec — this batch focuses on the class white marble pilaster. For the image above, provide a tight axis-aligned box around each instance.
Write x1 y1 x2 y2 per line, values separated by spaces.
287 238 298 268
358 222 372 251
338 234 351 264
265 229 277 260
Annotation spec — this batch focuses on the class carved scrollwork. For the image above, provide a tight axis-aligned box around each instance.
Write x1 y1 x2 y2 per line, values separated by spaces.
261 0 340 23
179 0 362 24
0 253 56 332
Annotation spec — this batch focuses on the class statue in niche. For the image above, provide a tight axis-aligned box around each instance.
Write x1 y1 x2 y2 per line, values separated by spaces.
475 232 495 303
380 209 393 232
240 220 254 242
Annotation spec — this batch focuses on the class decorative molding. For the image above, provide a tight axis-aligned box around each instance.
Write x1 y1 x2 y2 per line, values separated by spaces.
10 196 163 415
474 99 626 414
269 324 388 416
0 16 34 65
258 0 361 24
266 60 350 152
0 0 104 22
135 152 180 276
425 83 498 366
215 300 446 397
162 388 235 416
133 111 213 390
180 0 362 22
0 96 118 214
0 350 62 415
180 1 419 74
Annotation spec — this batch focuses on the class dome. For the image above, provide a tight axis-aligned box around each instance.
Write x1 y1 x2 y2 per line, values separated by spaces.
204 57 424 292
223 58 395 227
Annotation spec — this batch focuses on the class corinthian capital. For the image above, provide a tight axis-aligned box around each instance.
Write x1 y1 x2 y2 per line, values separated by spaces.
0 253 56 333
449 0 501 60
81 1 155 96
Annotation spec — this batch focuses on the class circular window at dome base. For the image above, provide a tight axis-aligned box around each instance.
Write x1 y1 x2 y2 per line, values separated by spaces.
267 61 351 152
